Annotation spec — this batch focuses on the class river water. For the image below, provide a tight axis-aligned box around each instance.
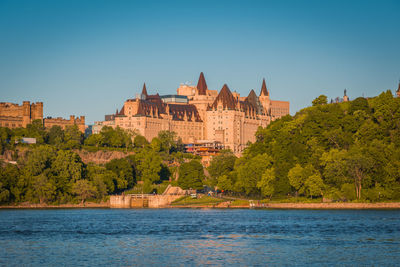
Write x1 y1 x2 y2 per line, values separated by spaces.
0 208 399 266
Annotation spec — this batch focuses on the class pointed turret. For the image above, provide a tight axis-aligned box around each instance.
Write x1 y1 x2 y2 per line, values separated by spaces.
343 89 349 102
260 78 269 96
116 109 119 115
196 72 208 95
141 83 148 96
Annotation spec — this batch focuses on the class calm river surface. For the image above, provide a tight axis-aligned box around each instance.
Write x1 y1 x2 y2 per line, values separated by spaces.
0 208 399 266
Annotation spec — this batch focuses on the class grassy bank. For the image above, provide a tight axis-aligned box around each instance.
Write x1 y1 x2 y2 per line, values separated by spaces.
171 196 225 206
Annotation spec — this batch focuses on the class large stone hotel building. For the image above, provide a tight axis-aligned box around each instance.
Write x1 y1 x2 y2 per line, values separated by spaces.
95 73 290 153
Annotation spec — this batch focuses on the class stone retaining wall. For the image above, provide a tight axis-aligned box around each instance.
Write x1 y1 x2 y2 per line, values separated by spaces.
110 195 182 208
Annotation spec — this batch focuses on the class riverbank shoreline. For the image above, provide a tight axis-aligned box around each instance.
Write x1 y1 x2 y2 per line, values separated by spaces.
2 202 400 209
170 202 400 209
0 202 110 209
251 202 400 209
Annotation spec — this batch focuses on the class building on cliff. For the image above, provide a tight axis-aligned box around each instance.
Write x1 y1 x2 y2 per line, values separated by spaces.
95 73 290 153
0 101 43 128
0 101 86 132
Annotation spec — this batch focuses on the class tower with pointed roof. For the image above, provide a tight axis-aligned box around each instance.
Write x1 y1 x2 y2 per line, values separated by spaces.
343 89 349 102
141 83 148 100
196 72 208 95
259 78 271 115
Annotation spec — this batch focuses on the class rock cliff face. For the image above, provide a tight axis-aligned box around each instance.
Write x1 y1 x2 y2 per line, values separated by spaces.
0 148 133 165
73 149 134 165
0 147 29 163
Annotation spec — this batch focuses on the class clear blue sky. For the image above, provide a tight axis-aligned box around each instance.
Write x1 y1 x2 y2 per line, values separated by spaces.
1 0 399 124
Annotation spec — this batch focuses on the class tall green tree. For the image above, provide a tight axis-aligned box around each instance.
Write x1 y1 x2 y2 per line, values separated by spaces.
312 95 328 106
208 150 236 186
178 160 204 190
135 149 162 184
234 153 273 195
105 158 135 189
257 168 276 199
72 179 97 204
63 125 82 149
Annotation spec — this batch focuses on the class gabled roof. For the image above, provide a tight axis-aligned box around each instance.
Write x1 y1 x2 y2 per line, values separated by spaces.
245 89 258 108
260 78 269 96
196 72 208 95
209 84 237 110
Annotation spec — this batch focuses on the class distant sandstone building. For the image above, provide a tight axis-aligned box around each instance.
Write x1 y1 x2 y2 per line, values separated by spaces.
0 101 85 132
44 115 86 133
96 73 290 153
0 101 43 128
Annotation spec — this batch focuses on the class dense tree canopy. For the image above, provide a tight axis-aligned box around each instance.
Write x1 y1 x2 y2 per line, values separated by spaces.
1 91 400 204
234 90 400 200
178 160 204 190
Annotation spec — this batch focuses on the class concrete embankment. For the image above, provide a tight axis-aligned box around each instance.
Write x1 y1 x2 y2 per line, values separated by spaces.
110 194 182 208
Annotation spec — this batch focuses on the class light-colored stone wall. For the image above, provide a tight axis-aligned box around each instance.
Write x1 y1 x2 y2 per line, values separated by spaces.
270 100 290 120
109 194 182 208
0 101 43 128
0 116 23 128
110 195 132 208
44 115 86 133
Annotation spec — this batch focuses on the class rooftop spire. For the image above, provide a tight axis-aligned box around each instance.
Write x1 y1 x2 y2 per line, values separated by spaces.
196 72 208 95
141 83 148 96
397 80 400 93
260 78 269 96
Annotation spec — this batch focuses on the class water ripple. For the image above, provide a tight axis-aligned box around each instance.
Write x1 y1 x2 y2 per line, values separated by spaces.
0 209 399 266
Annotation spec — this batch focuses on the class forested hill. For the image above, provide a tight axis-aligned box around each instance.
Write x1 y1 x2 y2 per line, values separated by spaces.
1 91 400 205
221 90 400 201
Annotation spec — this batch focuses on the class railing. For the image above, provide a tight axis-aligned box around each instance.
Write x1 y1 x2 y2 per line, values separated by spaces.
127 194 154 199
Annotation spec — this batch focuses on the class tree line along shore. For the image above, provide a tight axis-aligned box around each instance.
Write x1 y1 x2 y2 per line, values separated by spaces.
1 90 400 206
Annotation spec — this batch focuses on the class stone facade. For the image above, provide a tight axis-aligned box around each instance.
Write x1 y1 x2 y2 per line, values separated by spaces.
44 115 86 133
0 101 85 132
0 101 43 128
95 73 290 153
